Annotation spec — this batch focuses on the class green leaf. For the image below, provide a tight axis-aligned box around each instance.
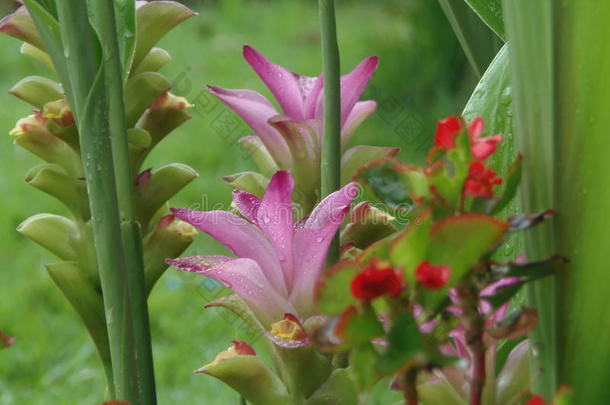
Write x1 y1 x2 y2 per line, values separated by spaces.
340 202 397 249
0 5 46 50
437 0 501 77
341 145 399 185
223 171 269 197
9 76 63 108
349 343 382 392
22 0 74 106
134 163 198 228
45 261 111 384
131 1 196 71
306 368 358 405
501 0 557 394
421 214 508 309
389 209 432 284
113 0 136 78
492 154 522 215
143 217 195 294
20 43 55 71
317 261 361 315
199 355 289 405
464 0 505 40
25 163 90 219
462 45 514 179
124 71 171 127
17 214 81 261
378 313 423 374
356 160 411 209
13 129 82 177
132 47 171 75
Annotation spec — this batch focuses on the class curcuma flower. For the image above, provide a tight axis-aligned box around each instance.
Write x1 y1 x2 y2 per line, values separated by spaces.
167 171 359 326
210 45 396 213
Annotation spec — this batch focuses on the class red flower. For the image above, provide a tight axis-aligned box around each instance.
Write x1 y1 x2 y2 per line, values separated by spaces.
434 116 462 149
464 161 503 198
433 116 502 161
350 259 402 300
415 261 451 290
525 395 547 405
469 118 503 160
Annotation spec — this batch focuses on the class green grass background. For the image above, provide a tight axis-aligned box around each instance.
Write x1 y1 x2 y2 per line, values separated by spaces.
0 0 475 403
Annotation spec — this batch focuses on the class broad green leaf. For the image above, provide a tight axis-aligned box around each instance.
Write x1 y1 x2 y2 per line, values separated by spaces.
378 313 423 374
437 0 501 77
131 1 196 70
464 0 505 40
317 261 361 315
421 214 508 309
9 76 63 108
462 45 514 176
492 154 521 215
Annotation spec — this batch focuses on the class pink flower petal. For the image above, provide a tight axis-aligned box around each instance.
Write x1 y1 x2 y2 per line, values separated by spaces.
472 135 503 160
207 85 293 169
303 74 323 119
339 56 379 126
469 117 485 139
168 256 295 326
232 190 261 223
314 56 379 127
171 208 288 295
256 171 295 289
243 45 310 120
290 182 360 315
341 100 377 146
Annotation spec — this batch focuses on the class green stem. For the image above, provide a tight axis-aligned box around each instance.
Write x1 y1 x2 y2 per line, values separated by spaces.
54 0 139 401
319 0 342 264
91 1 157 402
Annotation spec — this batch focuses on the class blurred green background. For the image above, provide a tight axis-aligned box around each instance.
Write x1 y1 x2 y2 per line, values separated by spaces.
0 0 476 403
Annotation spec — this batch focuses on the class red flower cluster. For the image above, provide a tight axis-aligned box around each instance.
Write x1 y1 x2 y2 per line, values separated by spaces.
434 116 502 161
415 261 451 290
350 259 402 300
464 161 503 198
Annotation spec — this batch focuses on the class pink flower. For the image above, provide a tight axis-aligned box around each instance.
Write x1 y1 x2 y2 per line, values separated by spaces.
209 46 389 213
167 171 359 326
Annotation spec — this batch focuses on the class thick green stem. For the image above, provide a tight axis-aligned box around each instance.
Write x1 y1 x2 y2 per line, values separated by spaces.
53 0 141 401
91 1 157 402
319 0 341 264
